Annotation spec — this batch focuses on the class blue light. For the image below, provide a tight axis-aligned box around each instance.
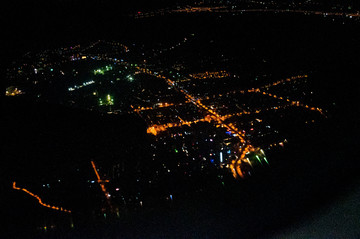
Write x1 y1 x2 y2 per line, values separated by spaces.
210 159 214 163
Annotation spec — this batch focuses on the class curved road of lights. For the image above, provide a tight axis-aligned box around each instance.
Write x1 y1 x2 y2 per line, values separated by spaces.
12 182 71 214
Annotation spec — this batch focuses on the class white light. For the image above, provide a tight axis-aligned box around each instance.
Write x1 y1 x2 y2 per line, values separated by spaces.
220 152 223 163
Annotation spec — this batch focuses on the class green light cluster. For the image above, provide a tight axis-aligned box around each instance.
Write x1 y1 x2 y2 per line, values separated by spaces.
94 65 113 75
246 148 268 167
127 75 134 82
99 94 114 106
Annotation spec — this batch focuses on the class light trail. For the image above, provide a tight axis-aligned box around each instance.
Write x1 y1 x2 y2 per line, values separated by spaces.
133 103 176 112
91 161 112 206
254 89 325 116
189 70 230 80
259 74 308 90
132 100 192 113
103 41 130 52
216 74 308 96
220 74 325 116
147 116 213 135
220 104 294 120
133 7 360 19
12 182 71 213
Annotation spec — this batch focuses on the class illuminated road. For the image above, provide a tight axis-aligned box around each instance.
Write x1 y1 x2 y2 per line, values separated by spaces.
12 182 71 213
207 74 325 116
138 67 246 141
137 67 258 178
146 104 294 135
259 75 308 90
189 70 230 80
246 81 325 116
91 161 112 207
132 101 192 113
143 74 325 134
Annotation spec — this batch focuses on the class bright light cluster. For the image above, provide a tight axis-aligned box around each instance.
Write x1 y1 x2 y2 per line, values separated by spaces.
68 80 95 91
99 94 114 106
94 65 113 75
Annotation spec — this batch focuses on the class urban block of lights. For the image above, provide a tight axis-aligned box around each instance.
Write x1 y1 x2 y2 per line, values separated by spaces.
136 67 325 179
6 39 326 184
